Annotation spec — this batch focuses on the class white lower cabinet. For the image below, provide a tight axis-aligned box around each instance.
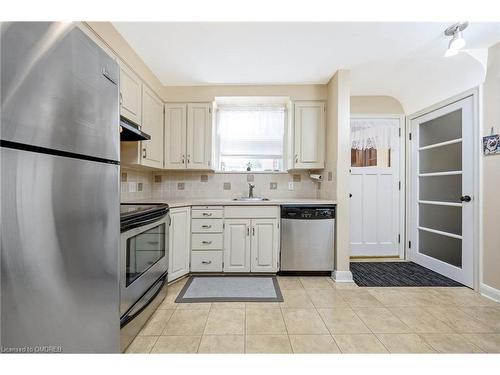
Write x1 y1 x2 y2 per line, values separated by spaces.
223 219 252 272
191 251 223 272
168 207 191 282
223 217 279 273
251 219 279 273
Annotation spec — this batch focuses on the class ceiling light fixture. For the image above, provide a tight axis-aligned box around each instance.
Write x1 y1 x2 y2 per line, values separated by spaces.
444 22 469 57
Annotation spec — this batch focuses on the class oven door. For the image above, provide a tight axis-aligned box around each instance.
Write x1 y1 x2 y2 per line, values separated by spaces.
120 214 169 316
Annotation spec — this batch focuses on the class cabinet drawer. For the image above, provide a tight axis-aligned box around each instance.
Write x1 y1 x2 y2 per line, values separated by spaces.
224 205 279 219
190 251 223 272
192 233 223 250
192 219 223 233
192 209 223 219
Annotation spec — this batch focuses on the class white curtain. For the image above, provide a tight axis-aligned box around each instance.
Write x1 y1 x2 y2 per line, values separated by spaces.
218 106 285 157
350 118 399 150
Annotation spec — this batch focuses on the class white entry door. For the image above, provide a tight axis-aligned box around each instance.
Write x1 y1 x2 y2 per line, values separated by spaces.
350 117 402 257
410 96 474 287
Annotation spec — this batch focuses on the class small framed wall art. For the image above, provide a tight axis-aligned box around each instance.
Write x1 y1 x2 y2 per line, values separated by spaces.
483 134 500 155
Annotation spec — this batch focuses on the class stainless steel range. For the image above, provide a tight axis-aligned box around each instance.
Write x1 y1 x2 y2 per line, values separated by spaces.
119 203 169 351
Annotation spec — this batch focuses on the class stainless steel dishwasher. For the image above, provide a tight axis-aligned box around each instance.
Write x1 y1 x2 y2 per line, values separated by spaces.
280 205 335 274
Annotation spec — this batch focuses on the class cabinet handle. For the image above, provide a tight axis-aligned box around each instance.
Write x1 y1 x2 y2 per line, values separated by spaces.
202 213 212 217
147 241 159 245
252 227 255 236
201 260 212 264
201 225 212 229
119 92 123 106
202 240 212 245
247 227 250 236
182 154 185 164
295 154 298 163
143 148 147 158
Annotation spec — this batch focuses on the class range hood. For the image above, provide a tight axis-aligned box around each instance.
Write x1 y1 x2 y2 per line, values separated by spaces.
120 117 151 141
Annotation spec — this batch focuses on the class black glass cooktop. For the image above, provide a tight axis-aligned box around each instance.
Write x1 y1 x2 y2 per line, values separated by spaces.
120 203 169 231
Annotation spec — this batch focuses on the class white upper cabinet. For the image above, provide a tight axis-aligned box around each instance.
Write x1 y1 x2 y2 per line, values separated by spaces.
187 103 212 169
168 207 191 282
164 102 213 170
293 101 326 169
164 104 187 169
119 62 142 125
223 219 251 272
141 86 164 168
251 219 279 273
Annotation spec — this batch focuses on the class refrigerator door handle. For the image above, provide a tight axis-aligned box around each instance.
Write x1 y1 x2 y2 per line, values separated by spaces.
101 68 118 86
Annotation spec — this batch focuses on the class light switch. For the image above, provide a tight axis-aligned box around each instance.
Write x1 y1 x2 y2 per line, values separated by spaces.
288 182 294 191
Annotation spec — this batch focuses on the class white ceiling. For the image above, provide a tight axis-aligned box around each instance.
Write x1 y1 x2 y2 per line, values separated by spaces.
113 22 500 113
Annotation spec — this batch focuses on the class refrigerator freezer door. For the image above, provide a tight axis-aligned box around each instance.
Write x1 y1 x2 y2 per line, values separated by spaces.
1 148 120 353
1 22 119 162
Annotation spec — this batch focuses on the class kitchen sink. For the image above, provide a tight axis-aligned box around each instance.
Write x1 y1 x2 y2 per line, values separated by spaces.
233 197 270 201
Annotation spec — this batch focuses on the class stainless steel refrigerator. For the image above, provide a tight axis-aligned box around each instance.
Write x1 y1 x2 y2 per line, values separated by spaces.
1 22 120 353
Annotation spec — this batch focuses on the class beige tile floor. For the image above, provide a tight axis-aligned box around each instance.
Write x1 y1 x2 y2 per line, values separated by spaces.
126 276 500 354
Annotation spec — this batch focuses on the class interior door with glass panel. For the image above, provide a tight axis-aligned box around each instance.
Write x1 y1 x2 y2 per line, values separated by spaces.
411 96 473 287
350 118 401 257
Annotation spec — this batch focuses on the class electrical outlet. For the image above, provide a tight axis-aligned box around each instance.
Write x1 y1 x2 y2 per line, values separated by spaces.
270 182 277 190
288 182 294 191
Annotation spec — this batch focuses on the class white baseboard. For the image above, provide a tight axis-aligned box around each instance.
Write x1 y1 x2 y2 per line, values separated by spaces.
480 283 500 302
331 270 354 283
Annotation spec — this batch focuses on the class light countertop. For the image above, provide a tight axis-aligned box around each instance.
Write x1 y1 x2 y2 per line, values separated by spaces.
123 198 336 208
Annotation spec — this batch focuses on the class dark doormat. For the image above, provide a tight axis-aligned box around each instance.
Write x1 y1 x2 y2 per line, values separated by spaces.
175 276 284 303
350 261 464 287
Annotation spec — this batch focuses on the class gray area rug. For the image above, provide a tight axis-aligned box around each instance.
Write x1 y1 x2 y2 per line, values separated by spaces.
175 276 283 303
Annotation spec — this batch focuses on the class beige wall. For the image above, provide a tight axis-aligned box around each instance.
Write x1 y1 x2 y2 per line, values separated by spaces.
321 70 351 275
162 85 326 102
351 96 405 114
482 42 500 291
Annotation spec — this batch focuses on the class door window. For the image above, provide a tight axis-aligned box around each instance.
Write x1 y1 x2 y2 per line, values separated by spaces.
126 224 166 286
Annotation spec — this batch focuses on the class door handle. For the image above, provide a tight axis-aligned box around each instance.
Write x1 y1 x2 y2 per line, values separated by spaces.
460 195 472 202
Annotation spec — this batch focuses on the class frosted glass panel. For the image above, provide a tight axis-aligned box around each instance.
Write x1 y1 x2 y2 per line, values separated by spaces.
419 204 462 235
419 109 462 147
419 230 462 267
419 175 462 203
419 142 462 173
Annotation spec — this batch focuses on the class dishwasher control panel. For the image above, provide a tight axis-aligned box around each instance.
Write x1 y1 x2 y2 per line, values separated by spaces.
281 205 336 220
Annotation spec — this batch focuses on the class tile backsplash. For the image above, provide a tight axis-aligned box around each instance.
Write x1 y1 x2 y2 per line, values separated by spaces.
121 168 320 202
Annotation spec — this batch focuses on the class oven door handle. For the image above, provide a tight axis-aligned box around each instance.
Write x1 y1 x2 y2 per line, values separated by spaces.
121 212 169 232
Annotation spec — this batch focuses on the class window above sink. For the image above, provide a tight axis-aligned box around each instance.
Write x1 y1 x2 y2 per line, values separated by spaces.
214 96 290 173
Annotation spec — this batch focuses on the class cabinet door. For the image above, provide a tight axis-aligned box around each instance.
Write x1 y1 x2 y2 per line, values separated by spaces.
294 101 325 169
164 104 187 169
168 207 191 281
119 63 142 125
223 219 251 272
187 103 213 170
141 86 164 168
251 219 279 272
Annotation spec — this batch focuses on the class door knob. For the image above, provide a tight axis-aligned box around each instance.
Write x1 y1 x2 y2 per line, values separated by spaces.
349 193 352 198
460 195 471 202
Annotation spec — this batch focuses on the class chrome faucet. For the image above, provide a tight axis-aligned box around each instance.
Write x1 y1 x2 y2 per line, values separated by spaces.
248 183 255 198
